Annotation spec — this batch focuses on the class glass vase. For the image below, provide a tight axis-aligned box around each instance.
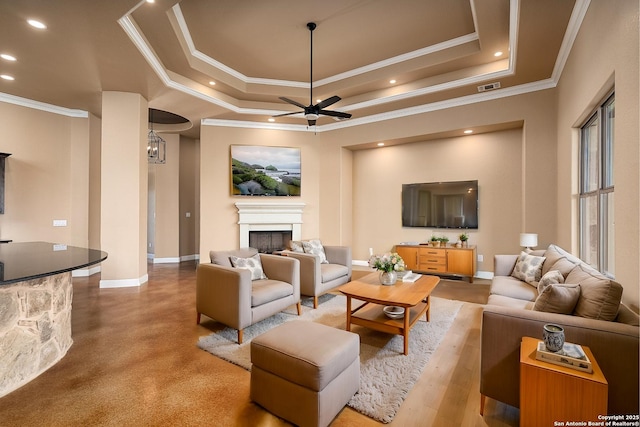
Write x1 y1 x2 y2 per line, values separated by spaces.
379 270 397 285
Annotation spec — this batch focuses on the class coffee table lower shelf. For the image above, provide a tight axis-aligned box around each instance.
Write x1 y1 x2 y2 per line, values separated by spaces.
347 298 430 355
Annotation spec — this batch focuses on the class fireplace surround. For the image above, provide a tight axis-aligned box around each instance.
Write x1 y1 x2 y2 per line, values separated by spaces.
236 202 305 249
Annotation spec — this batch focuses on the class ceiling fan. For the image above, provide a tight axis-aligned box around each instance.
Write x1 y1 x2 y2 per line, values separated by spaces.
273 22 352 126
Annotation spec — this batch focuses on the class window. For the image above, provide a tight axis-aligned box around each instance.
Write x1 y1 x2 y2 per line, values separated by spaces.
579 92 614 276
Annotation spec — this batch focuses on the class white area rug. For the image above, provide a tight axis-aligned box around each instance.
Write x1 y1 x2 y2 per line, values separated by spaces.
197 294 463 423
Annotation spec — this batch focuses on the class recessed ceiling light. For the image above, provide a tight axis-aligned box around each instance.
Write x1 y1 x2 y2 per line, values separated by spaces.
1 74 15 81
1 54 16 61
464 129 473 134
377 142 385 147
146 0 155 3
27 19 47 29
494 51 503 57
389 79 396 84
208 81 216 86
268 118 275 122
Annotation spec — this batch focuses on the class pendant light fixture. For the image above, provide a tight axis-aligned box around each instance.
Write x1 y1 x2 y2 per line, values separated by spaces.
147 109 166 164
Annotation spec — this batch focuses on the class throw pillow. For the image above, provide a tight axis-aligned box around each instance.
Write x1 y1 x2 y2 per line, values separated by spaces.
289 240 304 253
302 239 329 264
511 251 546 286
533 283 581 314
229 253 268 280
537 270 565 294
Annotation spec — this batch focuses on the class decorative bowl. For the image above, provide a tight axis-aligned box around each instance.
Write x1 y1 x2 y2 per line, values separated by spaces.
383 306 405 319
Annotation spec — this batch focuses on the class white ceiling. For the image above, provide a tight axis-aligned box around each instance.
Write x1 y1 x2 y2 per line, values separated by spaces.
0 0 580 138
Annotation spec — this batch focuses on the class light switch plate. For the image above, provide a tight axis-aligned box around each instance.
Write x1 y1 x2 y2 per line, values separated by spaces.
53 219 67 227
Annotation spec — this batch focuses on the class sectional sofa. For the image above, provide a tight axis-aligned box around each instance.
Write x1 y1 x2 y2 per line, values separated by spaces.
480 244 639 415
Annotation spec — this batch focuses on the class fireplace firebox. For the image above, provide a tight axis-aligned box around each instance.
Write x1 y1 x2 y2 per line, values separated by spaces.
249 230 292 253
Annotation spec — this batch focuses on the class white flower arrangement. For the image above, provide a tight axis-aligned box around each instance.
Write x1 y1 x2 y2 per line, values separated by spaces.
368 252 405 273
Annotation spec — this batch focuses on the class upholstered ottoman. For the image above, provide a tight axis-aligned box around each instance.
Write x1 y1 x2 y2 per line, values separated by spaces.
250 320 360 427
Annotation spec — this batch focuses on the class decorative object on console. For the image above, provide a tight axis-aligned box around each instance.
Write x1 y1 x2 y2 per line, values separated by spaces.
535 340 593 373
519 233 538 252
368 252 405 285
542 323 565 352
231 145 301 196
459 232 469 247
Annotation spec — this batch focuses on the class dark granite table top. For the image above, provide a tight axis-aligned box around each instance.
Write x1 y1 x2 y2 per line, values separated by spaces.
0 241 108 285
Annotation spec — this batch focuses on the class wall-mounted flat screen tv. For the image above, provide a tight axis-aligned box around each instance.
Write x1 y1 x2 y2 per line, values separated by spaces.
402 180 478 229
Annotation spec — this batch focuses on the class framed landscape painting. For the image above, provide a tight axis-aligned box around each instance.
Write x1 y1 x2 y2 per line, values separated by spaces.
230 145 301 196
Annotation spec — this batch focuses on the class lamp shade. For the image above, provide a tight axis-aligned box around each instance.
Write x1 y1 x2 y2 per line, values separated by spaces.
519 233 538 248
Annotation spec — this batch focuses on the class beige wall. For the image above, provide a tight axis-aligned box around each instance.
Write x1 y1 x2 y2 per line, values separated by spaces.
555 0 639 308
0 103 89 245
199 126 320 262
88 113 102 249
100 92 148 285
351 129 523 271
179 136 200 259
319 89 558 268
151 133 180 261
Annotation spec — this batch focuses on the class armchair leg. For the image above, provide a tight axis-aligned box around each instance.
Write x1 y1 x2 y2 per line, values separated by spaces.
296 302 302 315
480 394 485 415
196 312 201 324
313 296 319 309
238 329 244 344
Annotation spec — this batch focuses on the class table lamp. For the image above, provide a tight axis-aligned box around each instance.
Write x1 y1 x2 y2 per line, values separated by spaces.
520 233 538 253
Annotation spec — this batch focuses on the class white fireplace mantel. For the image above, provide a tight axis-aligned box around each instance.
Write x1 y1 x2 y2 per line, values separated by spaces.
236 201 305 248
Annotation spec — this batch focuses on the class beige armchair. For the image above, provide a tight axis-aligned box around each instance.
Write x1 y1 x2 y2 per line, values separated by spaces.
283 245 352 308
196 248 301 344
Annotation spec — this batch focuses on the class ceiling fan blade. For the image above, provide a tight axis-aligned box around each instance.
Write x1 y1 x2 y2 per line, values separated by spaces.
272 111 301 118
316 95 341 109
319 109 352 119
279 97 307 109
307 119 316 126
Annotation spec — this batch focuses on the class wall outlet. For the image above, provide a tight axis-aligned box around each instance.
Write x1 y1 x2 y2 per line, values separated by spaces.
185 212 191 218
477 254 484 262
53 219 67 227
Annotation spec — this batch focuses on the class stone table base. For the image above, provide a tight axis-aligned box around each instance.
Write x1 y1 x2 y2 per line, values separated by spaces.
0 272 73 397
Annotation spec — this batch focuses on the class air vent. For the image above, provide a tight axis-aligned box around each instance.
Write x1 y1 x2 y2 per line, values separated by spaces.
478 82 501 92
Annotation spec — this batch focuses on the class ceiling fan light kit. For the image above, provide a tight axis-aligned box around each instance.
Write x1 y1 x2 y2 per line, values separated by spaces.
273 22 352 127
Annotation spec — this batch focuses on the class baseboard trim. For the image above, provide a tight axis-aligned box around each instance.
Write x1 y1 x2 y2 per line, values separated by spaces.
100 274 149 288
153 257 181 264
72 265 102 277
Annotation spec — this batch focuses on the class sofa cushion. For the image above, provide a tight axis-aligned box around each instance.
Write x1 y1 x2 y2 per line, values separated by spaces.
251 280 294 306
320 263 349 282
491 275 538 302
566 264 623 321
289 240 305 253
230 253 268 280
511 252 546 286
542 244 582 277
487 294 535 310
302 239 329 264
537 270 565 294
533 283 581 314
210 247 258 267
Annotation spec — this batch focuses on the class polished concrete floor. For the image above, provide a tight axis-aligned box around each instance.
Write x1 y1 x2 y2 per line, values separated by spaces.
0 262 515 426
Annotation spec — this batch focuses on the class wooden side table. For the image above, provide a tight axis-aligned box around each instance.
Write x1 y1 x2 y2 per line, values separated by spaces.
519 336 608 427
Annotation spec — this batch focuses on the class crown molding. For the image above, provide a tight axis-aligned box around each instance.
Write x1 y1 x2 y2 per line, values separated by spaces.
203 78 557 132
0 92 88 118
170 4 480 90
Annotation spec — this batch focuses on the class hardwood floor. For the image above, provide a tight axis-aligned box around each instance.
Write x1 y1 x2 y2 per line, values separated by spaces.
0 262 518 426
